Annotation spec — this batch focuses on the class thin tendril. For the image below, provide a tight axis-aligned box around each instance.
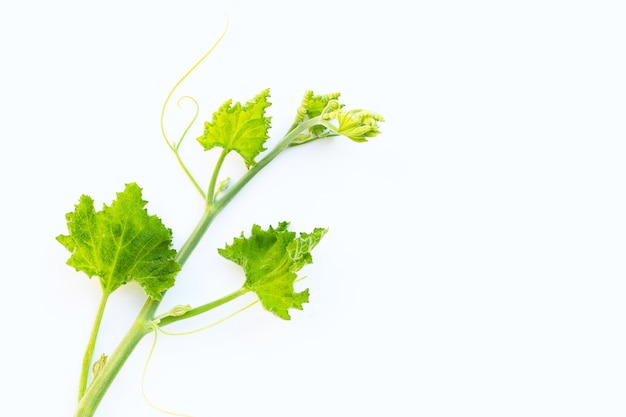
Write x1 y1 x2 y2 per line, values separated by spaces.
160 17 229 149
158 17 229 199
142 323 193 417
174 96 200 150
140 299 257 416
141 278 305 414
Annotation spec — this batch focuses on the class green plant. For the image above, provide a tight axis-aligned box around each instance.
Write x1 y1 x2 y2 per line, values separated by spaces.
57 27 383 417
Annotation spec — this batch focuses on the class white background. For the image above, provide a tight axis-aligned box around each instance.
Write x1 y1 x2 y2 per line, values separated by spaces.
1 1 625 416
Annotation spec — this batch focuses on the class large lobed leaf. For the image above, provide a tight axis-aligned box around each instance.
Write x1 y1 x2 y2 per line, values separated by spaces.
219 222 327 320
57 183 180 299
197 89 272 168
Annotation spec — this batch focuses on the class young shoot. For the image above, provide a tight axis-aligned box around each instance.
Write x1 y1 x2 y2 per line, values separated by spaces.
58 24 384 417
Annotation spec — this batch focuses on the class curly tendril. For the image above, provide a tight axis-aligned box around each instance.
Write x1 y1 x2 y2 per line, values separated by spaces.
173 95 200 150
160 18 229 149
320 99 341 120
158 17 230 199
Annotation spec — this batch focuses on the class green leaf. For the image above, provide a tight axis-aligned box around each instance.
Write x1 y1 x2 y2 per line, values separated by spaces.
292 90 342 125
197 89 272 168
57 183 180 300
218 222 327 320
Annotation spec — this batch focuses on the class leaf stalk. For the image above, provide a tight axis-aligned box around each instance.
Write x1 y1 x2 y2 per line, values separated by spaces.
78 292 109 400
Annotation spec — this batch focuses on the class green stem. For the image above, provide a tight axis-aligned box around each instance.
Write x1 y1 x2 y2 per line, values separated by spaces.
74 301 157 417
207 149 228 204
214 117 326 211
176 205 216 266
78 291 109 400
158 288 249 327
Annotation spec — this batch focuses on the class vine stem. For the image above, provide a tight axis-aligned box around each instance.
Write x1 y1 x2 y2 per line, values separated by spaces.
74 301 157 417
73 116 328 417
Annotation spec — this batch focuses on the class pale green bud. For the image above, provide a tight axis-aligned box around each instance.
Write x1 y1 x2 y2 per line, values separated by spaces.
92 353 108 377
168 304 192 317
336 109 385 142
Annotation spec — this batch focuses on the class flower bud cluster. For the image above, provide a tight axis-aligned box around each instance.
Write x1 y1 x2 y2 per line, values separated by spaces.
336 109 385 142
